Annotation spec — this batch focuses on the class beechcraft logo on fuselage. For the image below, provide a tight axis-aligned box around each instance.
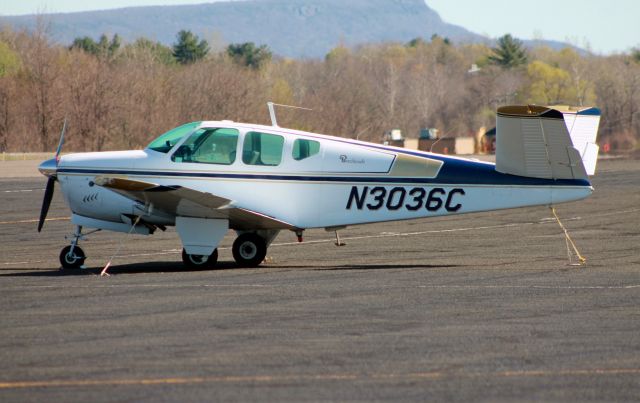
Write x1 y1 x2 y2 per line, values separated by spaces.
346 186 465 212
339 155 365 164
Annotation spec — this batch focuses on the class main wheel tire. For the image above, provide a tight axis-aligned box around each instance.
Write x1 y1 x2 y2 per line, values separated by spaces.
59 245 86 270
232 233 267 267
181 248 218 269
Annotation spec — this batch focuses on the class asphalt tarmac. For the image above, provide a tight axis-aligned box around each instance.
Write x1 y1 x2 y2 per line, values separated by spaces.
0 158 639 402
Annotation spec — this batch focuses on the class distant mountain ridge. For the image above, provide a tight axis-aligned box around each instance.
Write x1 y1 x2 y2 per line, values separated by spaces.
0 0 569 58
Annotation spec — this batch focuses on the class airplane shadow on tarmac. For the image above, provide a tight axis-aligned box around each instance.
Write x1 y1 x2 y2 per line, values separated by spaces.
0 261 229 277
0 262 461 277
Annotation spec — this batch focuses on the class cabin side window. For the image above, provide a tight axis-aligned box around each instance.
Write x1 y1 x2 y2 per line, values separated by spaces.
292 138 320 161
242 131 284 166
171 127 239 165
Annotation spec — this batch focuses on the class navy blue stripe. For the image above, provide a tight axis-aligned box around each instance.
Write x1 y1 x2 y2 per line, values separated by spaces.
577 107 601 116
58 167 590 187
331 145 591 187
282 139 589 187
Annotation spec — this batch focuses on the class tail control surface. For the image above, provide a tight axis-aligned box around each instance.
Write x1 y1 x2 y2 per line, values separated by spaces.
495 105 600 180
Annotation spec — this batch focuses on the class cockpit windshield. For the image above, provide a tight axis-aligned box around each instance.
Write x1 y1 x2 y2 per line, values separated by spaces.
146 122 201 153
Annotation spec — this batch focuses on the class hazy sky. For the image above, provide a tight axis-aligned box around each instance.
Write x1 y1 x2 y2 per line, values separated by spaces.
426 0 638 54
0 0 637 54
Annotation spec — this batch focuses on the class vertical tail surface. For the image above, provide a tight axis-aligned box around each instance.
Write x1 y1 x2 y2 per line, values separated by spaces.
559 106 601 175
495 105 600 180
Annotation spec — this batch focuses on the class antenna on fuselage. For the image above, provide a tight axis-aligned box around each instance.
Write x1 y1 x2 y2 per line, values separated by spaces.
267 101 312 127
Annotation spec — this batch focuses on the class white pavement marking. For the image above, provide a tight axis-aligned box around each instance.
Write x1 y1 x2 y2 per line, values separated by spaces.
2 208 639 267
0 217 68 225
67 221 549 261
1 260 44 266
2 188 44 193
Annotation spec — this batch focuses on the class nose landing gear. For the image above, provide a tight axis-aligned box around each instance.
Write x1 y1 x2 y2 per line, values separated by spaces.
59 225 99 270
59 244 86 269
59 225 86 269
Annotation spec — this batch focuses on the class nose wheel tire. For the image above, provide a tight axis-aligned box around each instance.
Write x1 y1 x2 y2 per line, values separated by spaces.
182 248 218 269
232 233 267 267
59 245 86 270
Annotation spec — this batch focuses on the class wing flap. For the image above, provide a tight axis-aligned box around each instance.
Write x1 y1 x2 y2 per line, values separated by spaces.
94 176 297 230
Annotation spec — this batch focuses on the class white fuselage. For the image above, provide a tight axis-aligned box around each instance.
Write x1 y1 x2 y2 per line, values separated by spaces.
54 121 593 233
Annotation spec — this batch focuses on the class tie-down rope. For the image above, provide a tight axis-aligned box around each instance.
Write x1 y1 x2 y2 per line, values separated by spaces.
100 215 142 277
550 206 586 266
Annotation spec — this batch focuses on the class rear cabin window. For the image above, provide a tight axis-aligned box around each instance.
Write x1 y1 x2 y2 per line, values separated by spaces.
292 138 320 161
242 131 284 166
171 128 239 165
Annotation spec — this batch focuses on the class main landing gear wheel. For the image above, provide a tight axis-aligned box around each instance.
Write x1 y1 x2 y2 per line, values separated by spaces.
232 233 267 267
59 245 86 270
181 248 218 269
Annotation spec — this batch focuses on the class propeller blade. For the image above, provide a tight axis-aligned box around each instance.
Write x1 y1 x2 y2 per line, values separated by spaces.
38 120 66 232
37 177 56 232
55 119 67 163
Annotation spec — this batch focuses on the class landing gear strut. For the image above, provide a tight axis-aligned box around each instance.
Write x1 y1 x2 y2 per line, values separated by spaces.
59 225 87 270
232 233 267 267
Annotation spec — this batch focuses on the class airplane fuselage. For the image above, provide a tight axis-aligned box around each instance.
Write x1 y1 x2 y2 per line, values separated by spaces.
51 121 592 232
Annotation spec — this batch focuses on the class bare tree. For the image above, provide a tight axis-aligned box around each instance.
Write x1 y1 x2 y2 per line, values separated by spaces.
0 26 637 153
17 19 66 151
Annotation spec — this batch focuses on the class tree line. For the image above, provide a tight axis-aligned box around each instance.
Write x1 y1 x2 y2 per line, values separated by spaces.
0 25 638 153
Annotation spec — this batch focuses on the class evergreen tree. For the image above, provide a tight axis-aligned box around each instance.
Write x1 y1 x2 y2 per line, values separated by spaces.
172 30 209 65
407 37 426 48
489 34 528 68
227 42 272 69
108 34 121 55
70 36 99 54
70 34 120 58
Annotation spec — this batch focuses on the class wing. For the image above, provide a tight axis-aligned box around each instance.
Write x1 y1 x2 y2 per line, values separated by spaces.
94 176 298 231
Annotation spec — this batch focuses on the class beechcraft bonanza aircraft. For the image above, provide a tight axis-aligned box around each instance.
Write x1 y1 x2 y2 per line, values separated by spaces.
37 103 600 271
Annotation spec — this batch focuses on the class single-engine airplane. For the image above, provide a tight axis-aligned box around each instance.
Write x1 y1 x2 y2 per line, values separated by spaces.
37 103 600 270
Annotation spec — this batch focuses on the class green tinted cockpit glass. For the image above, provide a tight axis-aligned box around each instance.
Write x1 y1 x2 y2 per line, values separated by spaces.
292 138 320 161
146 122 201 153
171 128 239 165
242 131 284 166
